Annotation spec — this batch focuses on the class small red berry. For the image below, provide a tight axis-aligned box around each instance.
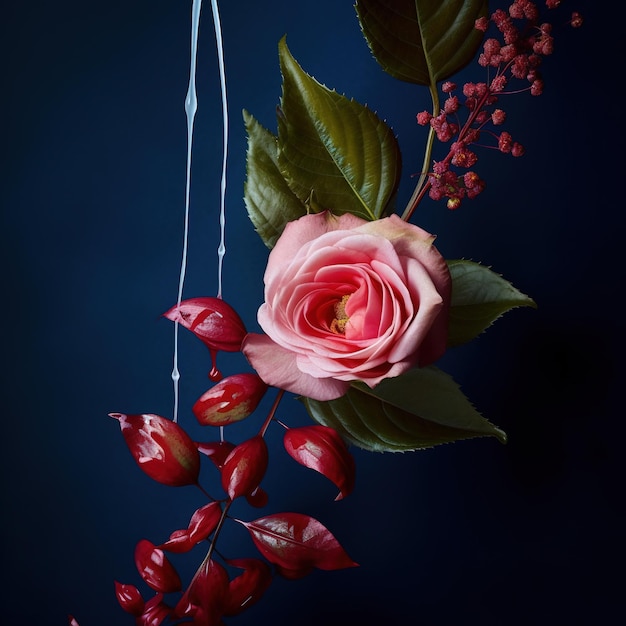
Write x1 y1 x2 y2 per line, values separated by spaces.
193 373 268 427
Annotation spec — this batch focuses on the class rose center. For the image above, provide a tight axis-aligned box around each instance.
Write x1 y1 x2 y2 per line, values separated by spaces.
330 294 351 334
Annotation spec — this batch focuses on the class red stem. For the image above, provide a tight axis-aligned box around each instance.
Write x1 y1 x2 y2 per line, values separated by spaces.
258 388 285 437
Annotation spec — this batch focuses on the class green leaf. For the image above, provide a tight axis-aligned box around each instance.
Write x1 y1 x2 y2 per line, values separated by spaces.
302 366 506 452
277 36 401 221
243 110 307 248
355 0 488 86
447 259 536 347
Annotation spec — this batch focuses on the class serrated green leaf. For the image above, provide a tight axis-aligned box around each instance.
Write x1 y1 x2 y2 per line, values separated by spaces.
447 259 536 347
243 110 307 248
355 0 488 86
302 366 506 452
277 37 401 221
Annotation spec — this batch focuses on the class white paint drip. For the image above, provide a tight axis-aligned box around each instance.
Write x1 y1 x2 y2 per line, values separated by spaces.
211 0 228 300
171 0 229 422
172 0 203 423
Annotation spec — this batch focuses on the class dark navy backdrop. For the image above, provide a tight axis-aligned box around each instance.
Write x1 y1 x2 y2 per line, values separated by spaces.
3 1 623 624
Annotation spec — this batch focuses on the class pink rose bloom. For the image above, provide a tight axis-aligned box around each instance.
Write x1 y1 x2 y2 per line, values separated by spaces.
242 212 451 401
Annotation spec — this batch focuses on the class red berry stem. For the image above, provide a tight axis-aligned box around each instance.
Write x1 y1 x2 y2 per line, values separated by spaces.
401 84 440 222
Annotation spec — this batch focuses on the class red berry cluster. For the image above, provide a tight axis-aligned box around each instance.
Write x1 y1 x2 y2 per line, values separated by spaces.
72 297 357 625
414 0 582 211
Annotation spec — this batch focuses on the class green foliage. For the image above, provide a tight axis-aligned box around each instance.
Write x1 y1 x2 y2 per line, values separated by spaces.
243 110 306 249
355 0 488 86
447 260 537 347
244 2 534 452
243 37 402 247
303 367 506 453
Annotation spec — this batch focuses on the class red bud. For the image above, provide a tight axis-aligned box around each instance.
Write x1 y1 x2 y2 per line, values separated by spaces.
134 539 182 593
193 373 268 426
114 581 145 616
110 413 200 487
221 435 268 500
163 297 246 353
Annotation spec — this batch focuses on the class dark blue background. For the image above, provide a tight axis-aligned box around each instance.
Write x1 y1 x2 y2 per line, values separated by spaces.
3 1 623 624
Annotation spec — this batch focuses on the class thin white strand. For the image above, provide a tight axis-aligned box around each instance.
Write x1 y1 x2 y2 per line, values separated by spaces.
172 0 203 423
210 0 228 299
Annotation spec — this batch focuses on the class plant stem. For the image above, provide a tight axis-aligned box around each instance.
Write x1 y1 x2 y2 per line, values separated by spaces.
259 388 285 437
186 498 232 594
206 499 232 563
402 83 440 221
401 78 496 222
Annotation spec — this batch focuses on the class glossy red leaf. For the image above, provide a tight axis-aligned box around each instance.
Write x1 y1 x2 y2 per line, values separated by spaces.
134 539 182 593
283 425 356 500
158 529 193 554
114 581 145 616
110 413 200 487
159 502 222 553
241 512 358 571
193 373 268 426
223 558 272 616
174 558 229 625
163 297 246 353
196 440 236 469
137 593 173 626
68 617 80 626
221 435 268 500
187 501 223 543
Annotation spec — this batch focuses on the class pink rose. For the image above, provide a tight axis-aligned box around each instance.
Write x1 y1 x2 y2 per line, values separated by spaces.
242 212 451 401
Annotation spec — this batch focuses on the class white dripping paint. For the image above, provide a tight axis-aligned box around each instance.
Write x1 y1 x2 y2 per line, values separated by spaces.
211 0 228 300
171 0 228 422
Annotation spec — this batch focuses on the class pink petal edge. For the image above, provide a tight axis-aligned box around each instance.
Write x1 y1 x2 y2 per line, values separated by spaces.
242 333 349 401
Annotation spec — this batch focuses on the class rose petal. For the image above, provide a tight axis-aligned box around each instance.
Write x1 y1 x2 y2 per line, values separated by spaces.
264 213 368 291
242 334 349 401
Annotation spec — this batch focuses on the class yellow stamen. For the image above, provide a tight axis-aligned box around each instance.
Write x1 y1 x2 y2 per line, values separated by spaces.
330 294 350 334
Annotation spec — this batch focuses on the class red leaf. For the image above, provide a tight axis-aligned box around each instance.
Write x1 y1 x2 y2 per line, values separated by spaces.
134 539 182 593
174 558 229 625
221 435 268 500
163 297 246 353
223 558 272 616
158 529 194 554
110 413 200 487
193 373 268 426
241 512 358 571
158 502 222 553
137 593 174 626
114 581 145 616
283 425 356 500
187 501 223 543
196 440 236 469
